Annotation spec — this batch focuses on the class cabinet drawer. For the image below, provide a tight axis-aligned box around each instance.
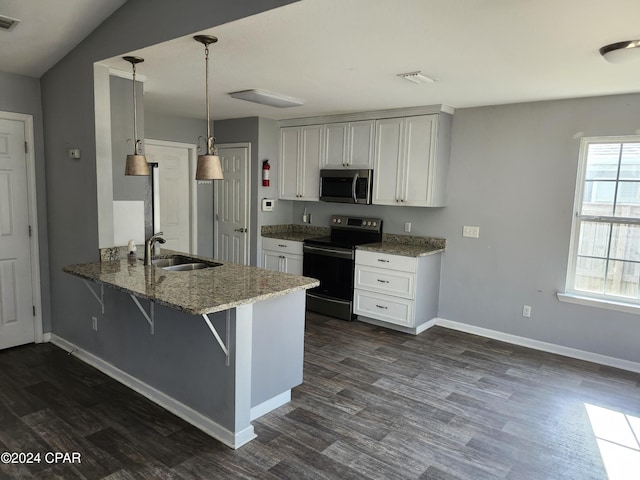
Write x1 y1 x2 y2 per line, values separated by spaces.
355 250 417 273
353 289 414 328
354 265 414 299
262 237 303 255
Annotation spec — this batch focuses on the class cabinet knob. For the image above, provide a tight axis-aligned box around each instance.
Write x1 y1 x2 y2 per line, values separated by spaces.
377 259 390 263
277 244 287 248
375 304 388 310
377 279 390 283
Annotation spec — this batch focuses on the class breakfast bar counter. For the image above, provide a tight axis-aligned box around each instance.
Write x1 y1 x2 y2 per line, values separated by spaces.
62 252 318 449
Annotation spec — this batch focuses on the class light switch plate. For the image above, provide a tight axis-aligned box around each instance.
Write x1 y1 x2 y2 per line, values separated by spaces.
463 226 480 238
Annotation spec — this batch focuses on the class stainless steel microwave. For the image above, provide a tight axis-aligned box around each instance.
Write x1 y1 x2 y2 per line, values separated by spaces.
319 169 373 204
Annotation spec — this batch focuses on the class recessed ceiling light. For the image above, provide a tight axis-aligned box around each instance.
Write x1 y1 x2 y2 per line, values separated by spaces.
0 14 20 32
600 40 640 63
397 71 436 84
229 89 304 108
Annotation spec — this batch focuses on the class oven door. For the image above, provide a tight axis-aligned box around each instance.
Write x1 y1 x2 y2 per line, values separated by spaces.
303 244 355 320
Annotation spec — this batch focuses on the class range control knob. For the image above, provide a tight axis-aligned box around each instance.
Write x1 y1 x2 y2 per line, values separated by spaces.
372 221 377 227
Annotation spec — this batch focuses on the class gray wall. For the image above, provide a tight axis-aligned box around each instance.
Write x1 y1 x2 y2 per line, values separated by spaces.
291 93 640 364
40 0 299 402
257 117 294 266
0 71 52 332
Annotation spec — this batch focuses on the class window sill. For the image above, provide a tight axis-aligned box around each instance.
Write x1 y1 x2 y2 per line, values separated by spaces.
557 292 640 315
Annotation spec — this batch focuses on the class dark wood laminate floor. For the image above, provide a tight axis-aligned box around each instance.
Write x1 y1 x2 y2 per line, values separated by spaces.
1 313 639 479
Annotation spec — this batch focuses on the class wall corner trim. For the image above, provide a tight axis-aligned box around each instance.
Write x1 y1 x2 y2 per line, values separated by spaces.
48 334 256 449
431 318 640 374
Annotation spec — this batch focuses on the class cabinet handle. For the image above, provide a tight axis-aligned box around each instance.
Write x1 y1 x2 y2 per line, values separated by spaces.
377 279 389 283
375 304 388 310
278 244 287 248
377 259 390 263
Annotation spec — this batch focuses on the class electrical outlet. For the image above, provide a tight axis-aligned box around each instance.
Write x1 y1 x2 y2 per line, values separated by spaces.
522 305 532 318
404 222 411 233
463 226 480 238
92 316 98 331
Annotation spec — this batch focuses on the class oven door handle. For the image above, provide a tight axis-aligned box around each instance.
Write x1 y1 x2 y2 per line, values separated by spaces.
352 172 359 203
303 244 354 260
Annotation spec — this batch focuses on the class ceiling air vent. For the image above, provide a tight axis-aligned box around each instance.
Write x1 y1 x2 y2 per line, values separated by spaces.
0 15 20 32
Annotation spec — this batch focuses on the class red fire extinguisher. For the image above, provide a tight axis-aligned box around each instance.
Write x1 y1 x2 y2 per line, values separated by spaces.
262 159 270 187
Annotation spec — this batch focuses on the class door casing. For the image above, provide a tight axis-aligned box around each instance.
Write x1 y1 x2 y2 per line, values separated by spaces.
0 111 43 344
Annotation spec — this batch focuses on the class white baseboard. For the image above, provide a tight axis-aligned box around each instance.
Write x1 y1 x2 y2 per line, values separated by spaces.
432 318 640 374
48 334 255 449
250 390 291 421
42 332 51 343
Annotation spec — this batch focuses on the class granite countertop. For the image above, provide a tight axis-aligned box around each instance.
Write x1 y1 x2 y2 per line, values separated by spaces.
357 233 446 257
261 224 329 242
64 252 319 316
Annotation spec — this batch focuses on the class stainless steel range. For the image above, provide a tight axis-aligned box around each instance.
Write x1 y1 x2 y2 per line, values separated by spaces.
303 215 383 320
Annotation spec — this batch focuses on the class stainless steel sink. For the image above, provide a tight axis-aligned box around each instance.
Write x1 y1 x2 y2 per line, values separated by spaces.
151 255 221 271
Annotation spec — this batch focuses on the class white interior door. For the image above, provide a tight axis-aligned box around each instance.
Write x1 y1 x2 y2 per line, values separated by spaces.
145 142 192 253
215 145 249 264
0 118 35 349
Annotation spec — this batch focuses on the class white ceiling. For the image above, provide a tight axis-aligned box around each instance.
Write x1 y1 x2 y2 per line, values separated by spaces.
4 0 640 121
0 0 127 78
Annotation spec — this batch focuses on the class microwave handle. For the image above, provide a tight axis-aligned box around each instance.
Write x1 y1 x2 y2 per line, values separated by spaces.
352 172 359 203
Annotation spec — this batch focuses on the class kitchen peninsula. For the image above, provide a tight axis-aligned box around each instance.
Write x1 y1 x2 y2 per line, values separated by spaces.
62 252 318 449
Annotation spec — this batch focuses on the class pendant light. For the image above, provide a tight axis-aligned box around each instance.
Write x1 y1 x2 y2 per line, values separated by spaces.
123 56 150 176
194 35 224 180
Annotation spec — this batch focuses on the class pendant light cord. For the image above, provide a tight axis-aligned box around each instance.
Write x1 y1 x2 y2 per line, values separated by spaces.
132 62 141 155
204 43 215 155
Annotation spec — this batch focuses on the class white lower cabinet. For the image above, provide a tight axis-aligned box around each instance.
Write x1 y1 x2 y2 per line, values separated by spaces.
262 238 303 275
354 249 441 334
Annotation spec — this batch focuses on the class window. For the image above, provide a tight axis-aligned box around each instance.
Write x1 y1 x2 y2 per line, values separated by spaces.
566 136 640 306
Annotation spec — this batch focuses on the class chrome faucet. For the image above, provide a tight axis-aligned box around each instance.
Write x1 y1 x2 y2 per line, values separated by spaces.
144 232 166 266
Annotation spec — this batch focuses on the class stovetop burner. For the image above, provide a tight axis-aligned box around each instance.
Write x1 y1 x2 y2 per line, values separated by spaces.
304 215 383 249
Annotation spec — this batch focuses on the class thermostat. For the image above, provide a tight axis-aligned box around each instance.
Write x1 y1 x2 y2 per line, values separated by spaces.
262 198 274 212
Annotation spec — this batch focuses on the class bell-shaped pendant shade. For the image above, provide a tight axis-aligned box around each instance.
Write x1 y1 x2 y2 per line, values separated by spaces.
125 154 151 176
195 154 223 180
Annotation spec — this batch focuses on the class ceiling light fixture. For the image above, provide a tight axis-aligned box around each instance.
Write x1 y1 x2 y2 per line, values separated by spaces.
0 14 20 31
123 56 150 176
230 89 304 108
600 40 640 63
397 71 436 84
194 35 224 180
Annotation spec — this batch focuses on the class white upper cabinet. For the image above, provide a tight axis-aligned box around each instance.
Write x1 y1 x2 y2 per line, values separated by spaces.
373 114 450 207
324 120 375 169
279 106 452 206
279 125 323 201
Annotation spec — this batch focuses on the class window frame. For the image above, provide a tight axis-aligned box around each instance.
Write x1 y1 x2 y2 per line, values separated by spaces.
565 135 640 308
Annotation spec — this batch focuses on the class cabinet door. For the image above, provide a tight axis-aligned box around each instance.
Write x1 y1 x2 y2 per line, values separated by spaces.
402 115 437 206
282 253 303 275
279 127 300 200
263 250 283 272
299 125 323 200
373 118 403 205
348 120 375 168
324 123 348 168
